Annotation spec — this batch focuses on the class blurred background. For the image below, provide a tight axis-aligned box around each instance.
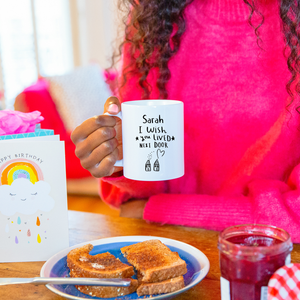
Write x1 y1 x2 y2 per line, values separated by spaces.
0 0 126 215
0 0 122 110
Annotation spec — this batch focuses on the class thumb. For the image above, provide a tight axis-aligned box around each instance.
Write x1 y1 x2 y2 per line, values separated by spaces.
103 96 121 115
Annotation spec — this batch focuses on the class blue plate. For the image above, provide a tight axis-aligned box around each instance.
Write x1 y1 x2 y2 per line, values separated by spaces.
40 236 210 300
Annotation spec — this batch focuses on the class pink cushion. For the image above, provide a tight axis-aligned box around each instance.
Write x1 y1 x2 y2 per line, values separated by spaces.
21 79 92 179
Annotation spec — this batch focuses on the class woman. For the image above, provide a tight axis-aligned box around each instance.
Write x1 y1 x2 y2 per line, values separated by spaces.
71 0 300 242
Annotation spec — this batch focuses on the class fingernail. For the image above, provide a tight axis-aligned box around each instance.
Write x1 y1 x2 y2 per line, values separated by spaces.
108 104 119 114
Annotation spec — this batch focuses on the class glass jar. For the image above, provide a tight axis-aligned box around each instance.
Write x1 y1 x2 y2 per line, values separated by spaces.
218 224 293 300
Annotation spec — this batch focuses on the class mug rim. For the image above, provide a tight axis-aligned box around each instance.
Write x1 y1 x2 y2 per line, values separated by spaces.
122 99 183 106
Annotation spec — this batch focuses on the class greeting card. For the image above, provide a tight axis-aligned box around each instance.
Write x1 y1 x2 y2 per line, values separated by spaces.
0 119 69 262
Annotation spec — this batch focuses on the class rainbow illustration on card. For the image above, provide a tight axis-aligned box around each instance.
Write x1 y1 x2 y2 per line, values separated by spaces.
0 159 44 185
0 159 55 246
0 158 54 216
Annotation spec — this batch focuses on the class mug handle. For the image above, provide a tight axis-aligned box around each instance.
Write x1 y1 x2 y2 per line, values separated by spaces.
104 112 123 167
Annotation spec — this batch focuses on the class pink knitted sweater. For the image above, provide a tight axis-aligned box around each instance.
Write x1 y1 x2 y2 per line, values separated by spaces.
100 0 300 242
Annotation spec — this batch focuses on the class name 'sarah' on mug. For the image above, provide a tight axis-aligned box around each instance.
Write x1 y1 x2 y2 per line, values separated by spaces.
143 114 164 124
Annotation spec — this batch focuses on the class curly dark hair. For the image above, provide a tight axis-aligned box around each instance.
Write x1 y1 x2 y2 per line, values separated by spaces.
110 0 300 109
280 0 300 110
110 0 194 99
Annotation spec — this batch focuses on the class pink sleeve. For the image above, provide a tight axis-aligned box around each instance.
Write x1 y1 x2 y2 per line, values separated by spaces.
144 164 300 243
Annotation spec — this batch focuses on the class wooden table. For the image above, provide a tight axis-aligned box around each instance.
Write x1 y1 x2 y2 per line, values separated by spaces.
1 211 300 300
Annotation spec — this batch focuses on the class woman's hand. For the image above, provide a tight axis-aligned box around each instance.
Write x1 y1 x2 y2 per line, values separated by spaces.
71 96 123 178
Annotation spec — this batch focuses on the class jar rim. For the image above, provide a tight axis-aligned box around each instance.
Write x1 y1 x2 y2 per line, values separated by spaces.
218 224 293 258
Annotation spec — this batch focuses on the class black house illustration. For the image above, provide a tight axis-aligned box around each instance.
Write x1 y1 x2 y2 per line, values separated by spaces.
145 160 151 171
154 159 160 171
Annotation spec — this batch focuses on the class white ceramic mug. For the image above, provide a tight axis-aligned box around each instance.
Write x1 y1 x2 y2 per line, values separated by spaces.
106 100 184 181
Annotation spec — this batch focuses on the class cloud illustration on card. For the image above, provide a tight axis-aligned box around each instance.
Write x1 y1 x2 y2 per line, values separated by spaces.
0 178 54 216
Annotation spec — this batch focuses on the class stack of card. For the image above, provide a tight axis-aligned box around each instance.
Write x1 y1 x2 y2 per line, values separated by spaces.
0 123 69 262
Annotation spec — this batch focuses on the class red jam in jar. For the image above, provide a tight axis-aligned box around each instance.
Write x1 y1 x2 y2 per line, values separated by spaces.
218 224 293 300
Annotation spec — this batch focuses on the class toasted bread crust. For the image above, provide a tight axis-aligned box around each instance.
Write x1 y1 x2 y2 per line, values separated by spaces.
137 276 185 296
67 243 134 279
121 240 187 283
75 279 139 298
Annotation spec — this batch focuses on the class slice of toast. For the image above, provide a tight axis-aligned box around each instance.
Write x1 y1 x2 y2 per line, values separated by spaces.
121 239 187 283
67 243 135 278
137 276 185 296
67 243 138 298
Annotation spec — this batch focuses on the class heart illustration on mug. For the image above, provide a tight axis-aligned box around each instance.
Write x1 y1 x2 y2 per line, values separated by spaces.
157 149 165 159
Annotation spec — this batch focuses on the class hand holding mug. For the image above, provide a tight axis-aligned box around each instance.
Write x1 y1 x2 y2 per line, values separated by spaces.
71 97 184 181
105 99 184 181
70 96 123 178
